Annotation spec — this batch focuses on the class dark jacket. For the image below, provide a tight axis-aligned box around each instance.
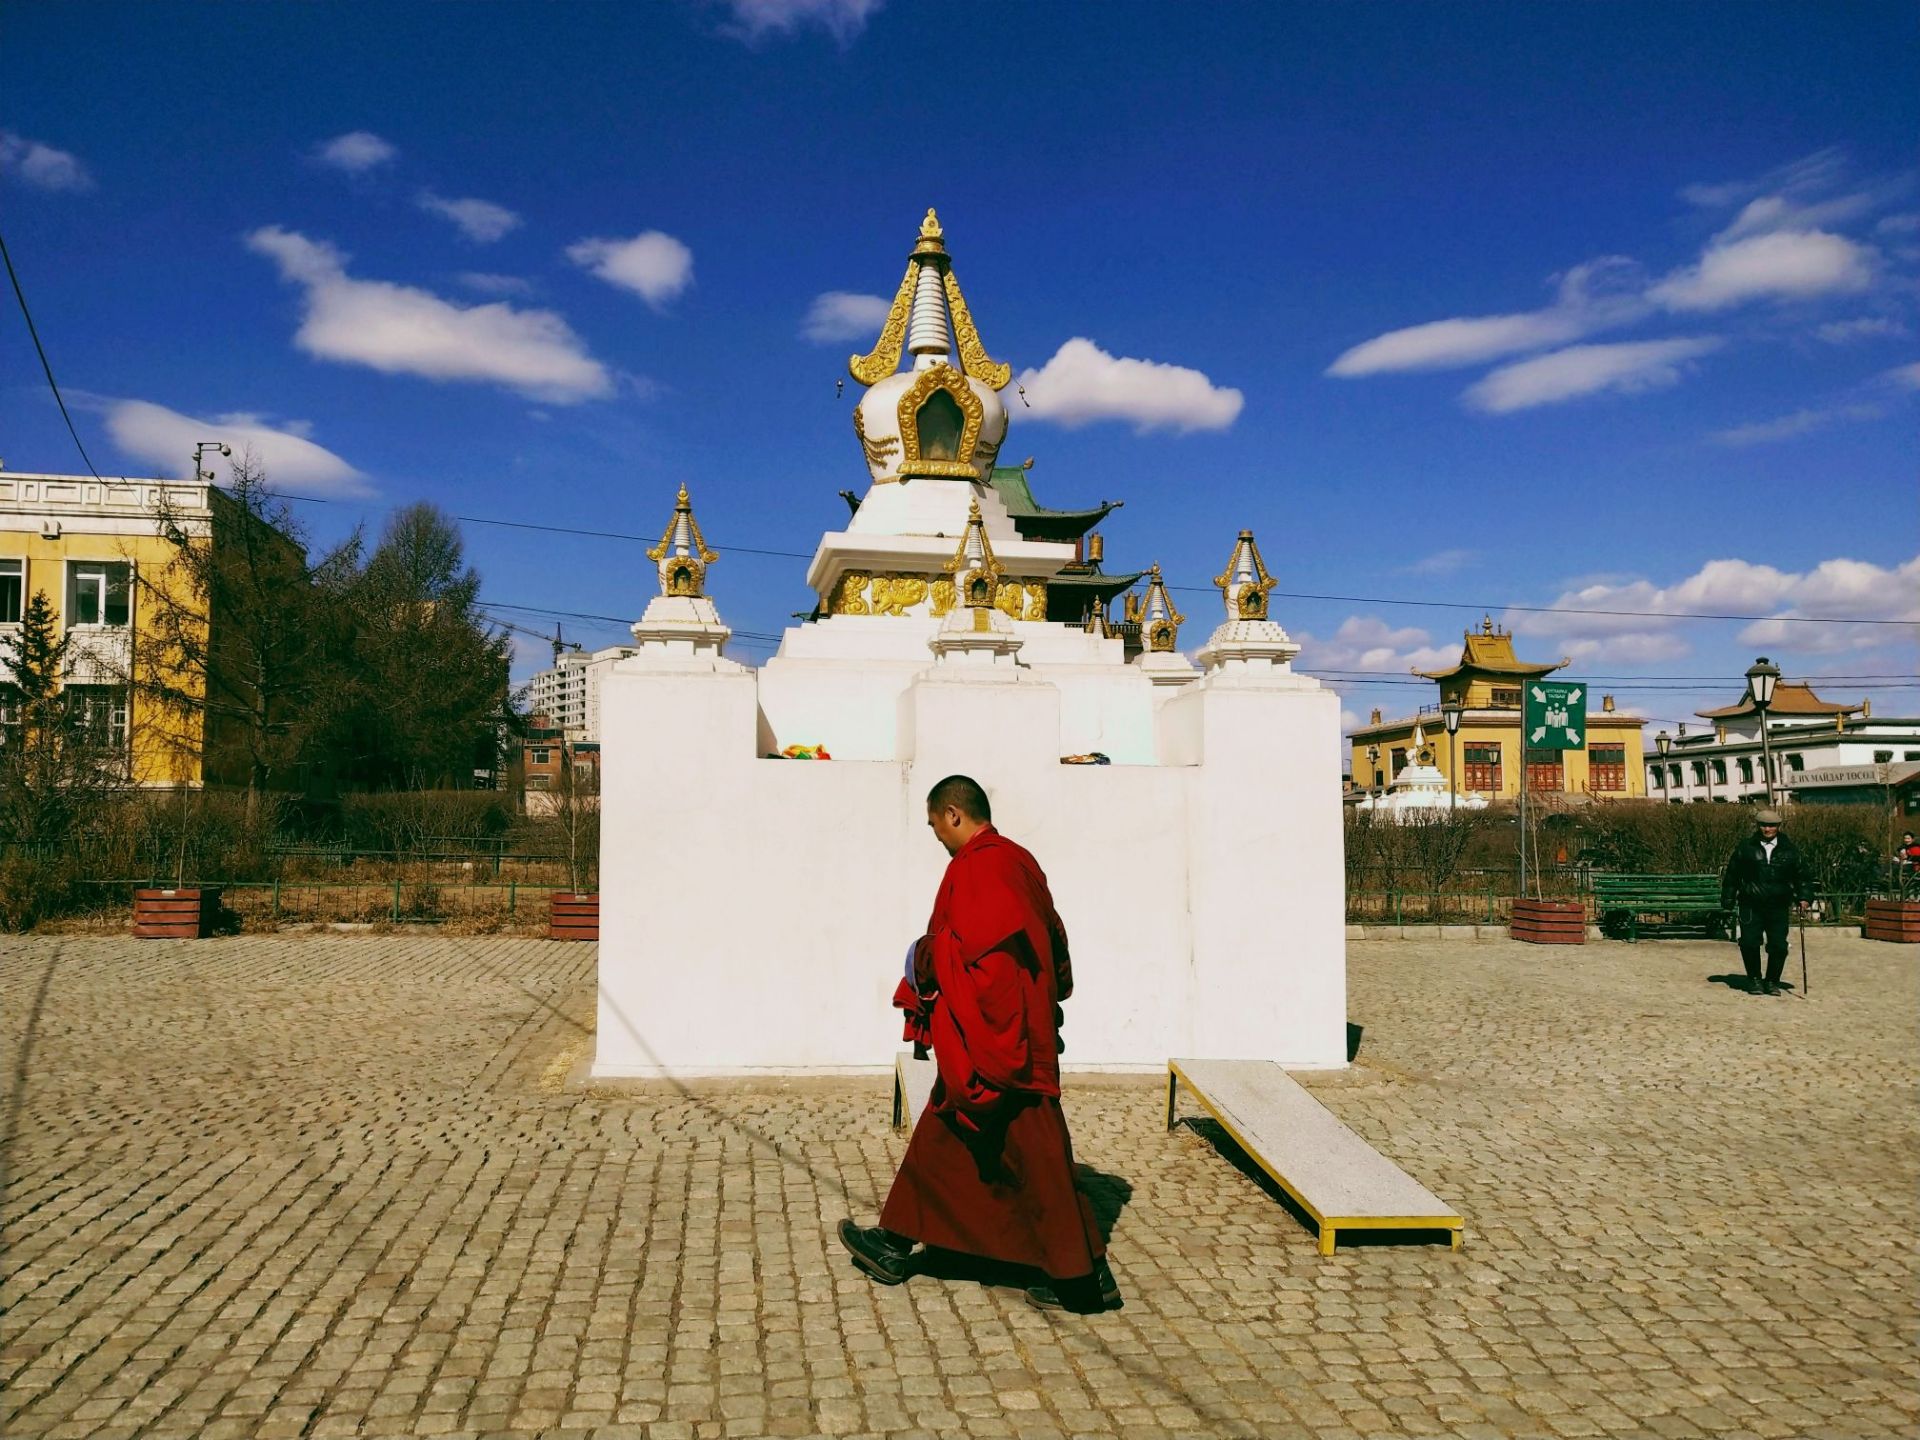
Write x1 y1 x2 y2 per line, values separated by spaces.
1722 831 1810 909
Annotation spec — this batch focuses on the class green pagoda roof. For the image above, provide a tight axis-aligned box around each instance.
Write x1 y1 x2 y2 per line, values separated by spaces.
988 466 1121 542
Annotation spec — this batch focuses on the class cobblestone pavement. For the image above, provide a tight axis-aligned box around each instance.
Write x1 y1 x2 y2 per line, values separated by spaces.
2 931 1915 1440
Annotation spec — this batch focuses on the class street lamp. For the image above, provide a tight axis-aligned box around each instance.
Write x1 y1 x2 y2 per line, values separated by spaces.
1365 744 1380 797
1746 656 1782 806
1440 696 1463 811
1655 729 1671 800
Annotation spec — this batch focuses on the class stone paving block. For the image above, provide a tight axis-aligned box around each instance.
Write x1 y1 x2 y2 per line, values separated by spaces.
2 933 1915 1438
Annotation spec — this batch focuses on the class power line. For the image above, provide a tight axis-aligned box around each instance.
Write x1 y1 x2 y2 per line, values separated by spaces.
0 226 101 480
272 490 1913 631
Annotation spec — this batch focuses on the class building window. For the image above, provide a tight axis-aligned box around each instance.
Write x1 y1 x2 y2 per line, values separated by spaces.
68 561 131 627
0 559 21 624
1786 753 1804 772
1589 743 1627 791
1490 687 1522 708
1525 747 1563 792
66 684 129 752
526 774 551 791
1737 757 1753 784
1905 751 1920 762
1691 760 1707 784
1463 743 1503 792
1668 764 1681 788
1873 750 1893 763
530 747 551 765
1390 747 1407 777
1711 759 1727 784
1650 766 1665 790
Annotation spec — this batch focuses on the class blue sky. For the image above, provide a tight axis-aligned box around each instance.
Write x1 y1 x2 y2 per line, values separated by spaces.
4 0 1917 738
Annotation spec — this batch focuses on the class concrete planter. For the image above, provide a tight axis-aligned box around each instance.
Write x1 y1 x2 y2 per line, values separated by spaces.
549 892 599 942
133 887 221 940
1509 897 1586 945
1864 898 1920 944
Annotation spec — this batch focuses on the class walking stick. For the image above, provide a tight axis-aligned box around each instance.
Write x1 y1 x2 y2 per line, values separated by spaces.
1796 906 1810 999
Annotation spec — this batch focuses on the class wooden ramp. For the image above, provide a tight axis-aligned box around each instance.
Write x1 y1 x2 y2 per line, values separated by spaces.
1168 1058 1463 1255
892 1051 937 1131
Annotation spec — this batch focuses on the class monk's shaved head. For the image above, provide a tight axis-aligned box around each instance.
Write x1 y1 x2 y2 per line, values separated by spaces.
927 774 991 823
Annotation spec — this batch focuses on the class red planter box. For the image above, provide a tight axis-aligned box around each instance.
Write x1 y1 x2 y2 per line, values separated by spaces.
549 893 599 942
133 887 221 940
1510 897 1586 945
1864 898 1920 944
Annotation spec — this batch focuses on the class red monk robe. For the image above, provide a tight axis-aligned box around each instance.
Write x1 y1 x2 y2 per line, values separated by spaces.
879 824 1106 1281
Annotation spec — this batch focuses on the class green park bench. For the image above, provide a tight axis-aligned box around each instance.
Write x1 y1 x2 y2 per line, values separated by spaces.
1590 873 1726 942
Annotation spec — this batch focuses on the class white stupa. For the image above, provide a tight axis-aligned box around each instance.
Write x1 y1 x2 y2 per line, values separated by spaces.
594 209 1349 1077
1356 724 1489 819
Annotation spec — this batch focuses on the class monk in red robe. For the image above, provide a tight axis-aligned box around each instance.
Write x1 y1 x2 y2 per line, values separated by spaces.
839 775 1119 1312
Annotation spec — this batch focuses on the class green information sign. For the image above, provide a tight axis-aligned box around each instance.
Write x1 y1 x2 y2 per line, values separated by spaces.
1524 681 1588 751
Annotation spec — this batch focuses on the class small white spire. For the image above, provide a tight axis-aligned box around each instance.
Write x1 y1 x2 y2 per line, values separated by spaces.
907 262 951 365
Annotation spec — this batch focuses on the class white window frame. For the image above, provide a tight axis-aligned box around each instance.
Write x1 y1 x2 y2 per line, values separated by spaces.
0 558 22 625
67 560 132 629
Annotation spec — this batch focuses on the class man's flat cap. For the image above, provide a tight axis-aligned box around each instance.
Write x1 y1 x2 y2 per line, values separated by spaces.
1755 808 1784 825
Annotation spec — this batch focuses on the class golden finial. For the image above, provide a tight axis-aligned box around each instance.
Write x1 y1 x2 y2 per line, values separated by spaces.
967 497 982 522
913 206 947 258
647 483 717 597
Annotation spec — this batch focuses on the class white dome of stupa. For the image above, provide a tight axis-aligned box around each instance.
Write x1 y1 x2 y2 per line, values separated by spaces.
850 210 1008 486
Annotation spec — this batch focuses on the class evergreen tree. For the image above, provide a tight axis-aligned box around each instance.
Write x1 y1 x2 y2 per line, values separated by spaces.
0 589 120 845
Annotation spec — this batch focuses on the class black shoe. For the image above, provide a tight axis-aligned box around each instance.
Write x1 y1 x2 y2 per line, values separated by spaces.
837 1221 913 1285
1744 977 1765 995
1763 980 1783 996
1026 1258 1122 1313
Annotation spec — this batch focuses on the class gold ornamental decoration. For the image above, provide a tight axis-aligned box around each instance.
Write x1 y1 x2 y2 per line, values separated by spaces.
847 262 917 387
851 407 900 478
868 574 930 616
930 578 956 616
941 268 1011 391
830 570 871 615
896 364 985 478
1024 582 1047 621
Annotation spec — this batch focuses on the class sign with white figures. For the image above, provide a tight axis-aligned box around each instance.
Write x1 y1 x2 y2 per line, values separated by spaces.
1524 681 1587 751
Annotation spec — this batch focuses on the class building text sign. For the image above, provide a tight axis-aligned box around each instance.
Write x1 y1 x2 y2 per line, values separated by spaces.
1525 682 1587 750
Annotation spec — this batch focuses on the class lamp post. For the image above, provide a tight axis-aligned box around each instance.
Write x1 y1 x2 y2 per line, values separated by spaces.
1441 697 1463 811
1746 656 1782 806
1365 744 1380 797
1655 729 1671 798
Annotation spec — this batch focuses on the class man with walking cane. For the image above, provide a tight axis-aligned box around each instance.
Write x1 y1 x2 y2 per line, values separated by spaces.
1721 808 1811 997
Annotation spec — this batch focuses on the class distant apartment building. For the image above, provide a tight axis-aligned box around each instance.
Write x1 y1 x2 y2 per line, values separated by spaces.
525 644 635 743
0 469 302 789
1648 680 1920 804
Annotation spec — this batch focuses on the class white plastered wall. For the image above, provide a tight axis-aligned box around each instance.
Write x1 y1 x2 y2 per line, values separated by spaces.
594 649 1348 1077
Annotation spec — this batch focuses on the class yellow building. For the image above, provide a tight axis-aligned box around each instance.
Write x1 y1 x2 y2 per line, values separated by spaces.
0 470 295 789
1347 618 1649 800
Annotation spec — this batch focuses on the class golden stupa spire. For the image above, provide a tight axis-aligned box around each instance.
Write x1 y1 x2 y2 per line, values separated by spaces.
849 208 1011 392
646 483 718 598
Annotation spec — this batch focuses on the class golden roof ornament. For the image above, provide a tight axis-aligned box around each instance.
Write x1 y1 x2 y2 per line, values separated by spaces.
849 208 1011 391
1139 563 1185 653
646 483 718 598
1213 528 1277 621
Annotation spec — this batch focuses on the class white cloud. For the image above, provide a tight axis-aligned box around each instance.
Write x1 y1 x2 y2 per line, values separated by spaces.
1710 404 1882 447
1649 230 1876 312
1507 554 1920 662
1465 337 1722 413
1885 361 1920 390
1015 338 1242 433
0 131 93 191
314 131 397 173
457 272 535 296
1817 316 1908 344
103 399 370 496
565 231 694 309
416 191 522 243
1875 213 1920 235
245 225 611 403
1401 549 1477 577
1297 616 1458 676
801 291 892 342
719 0 884 43
1328 258 1644 376
1680 148 1852 212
